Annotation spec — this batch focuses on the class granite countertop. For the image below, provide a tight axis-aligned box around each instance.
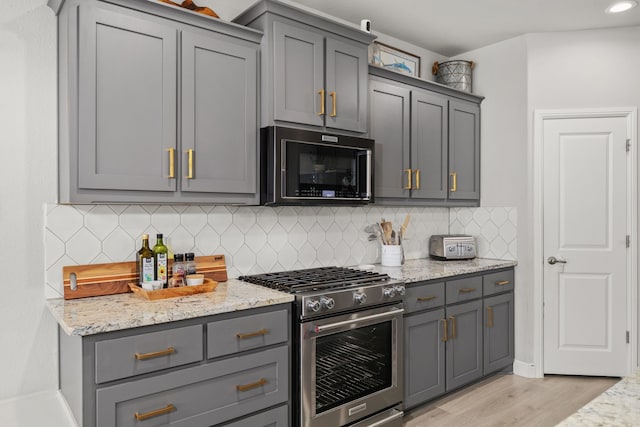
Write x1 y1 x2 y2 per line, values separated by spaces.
47 257 516 337
47 279 294 336
364 257 517 283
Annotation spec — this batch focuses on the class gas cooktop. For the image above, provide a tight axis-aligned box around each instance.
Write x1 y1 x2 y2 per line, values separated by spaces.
239 266 391 294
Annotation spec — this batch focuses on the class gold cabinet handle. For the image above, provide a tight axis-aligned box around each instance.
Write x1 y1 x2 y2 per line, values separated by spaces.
329 91 337 117
236 378 267 392
236 328 269 340
134 403 175 421
414 169 420 190
450 315 457 339
458 287 477 293
487 306 494 328
318 89 325 116
441 318 448 342
450 172 457 192
417 295 436 302
185 149 194 179
167 148 175 179
496 280 510 286
134 347 175 361
403 169 413 190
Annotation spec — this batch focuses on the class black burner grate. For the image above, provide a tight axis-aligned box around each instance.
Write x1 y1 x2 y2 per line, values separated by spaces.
239 266 389 293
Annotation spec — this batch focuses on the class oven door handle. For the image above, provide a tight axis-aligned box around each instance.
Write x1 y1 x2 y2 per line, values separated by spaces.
314 308 404 333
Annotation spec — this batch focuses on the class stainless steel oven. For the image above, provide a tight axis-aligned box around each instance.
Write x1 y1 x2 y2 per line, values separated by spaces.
300 304 403 427
260 126 374 206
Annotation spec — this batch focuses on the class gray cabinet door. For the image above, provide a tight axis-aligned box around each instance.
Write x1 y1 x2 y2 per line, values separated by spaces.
448 100 480 200
325 37 367 133
404 308 446 409
273 21 324 127
78 3 177 192
369 79 411 198
445 299 483 391
411 90 448 200
181 30 258 194
484 293 515 375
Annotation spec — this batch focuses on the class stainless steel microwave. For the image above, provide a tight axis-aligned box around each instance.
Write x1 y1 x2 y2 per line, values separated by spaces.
260 126 374 205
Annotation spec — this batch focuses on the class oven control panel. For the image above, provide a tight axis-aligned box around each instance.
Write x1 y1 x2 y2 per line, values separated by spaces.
300 281 405 318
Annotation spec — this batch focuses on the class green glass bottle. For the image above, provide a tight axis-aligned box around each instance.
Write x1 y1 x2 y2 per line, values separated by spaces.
153 233 169 288
137 234 154 286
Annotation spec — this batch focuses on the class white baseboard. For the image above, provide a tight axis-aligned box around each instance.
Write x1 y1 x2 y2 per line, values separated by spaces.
513 359 541 378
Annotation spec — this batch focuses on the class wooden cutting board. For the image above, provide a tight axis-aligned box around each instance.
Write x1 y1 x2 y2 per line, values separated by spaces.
62 255 228 300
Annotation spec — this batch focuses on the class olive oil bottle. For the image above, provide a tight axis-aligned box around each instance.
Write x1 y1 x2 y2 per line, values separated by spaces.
137 234 154 286
153 233 168 288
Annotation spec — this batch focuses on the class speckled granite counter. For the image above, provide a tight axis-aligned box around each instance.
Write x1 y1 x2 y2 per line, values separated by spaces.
363 257 517 283
47 279 294 336
557 369 640 426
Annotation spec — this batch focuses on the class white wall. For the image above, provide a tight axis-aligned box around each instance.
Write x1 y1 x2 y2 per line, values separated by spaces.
0 0 58 400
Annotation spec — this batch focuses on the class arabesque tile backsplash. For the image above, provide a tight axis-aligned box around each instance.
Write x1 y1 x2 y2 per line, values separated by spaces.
44 204 517 298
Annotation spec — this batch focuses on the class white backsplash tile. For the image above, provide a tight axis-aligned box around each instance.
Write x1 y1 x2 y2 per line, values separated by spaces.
44 204 516 297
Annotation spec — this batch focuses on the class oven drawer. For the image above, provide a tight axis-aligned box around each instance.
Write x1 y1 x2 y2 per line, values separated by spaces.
483 269 514 296
95 325 203 384
405 281 445 313
445 276 482 304
207 308 288 359
96 345 288 427
224 404 288 427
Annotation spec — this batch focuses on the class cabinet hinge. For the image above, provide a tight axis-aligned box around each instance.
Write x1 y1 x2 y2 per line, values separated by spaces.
627 331 630 344
627 139 631 153
626 235 630 248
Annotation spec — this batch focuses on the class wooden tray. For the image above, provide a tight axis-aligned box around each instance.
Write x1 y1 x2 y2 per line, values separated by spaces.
63 254 227 300
128 279 218 300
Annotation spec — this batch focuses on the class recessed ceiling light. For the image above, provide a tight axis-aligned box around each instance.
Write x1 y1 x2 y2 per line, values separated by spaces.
605 1 638 13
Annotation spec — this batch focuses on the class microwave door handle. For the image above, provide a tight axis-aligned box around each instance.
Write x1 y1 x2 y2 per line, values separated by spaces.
314 308 404 333
356 150 372 199
366 150 372 199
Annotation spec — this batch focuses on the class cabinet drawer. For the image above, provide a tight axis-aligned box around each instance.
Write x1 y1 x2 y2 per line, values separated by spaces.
445 276 482 304
207 309 288 359
95 325 203 384
96 345 288 427
483 269 514 296
223 404 288 427
404 282 445 314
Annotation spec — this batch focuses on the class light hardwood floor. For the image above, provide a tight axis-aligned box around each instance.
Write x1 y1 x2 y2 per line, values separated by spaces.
403 374 619 427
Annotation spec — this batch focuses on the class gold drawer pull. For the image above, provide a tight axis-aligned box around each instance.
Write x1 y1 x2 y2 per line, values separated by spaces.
495 280 510 286
236 328 269 340
414 169 420 190
441 318 448 342
450 172 457 192
167 148 175 179
236 378 268 392
403 169 413 190
318 89 325 116
134 403 175 421
458 287 477 293
134 347 175 361
185 149 194 179
417 295 436 302
330 91 337 117
450 315 457 339
487 306 494 328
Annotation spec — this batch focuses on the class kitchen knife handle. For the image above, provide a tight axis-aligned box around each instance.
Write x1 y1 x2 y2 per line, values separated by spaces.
167 148 175 179
450 172 457 192
318 89 325 116
134 404 175 421
403 169 413 190
487 306 494 328
441 318 448 342
330 91 337 117
186 149 194 179
449 316 457 339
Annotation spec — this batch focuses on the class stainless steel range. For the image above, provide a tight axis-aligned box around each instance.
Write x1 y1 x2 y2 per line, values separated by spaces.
240 267 405 427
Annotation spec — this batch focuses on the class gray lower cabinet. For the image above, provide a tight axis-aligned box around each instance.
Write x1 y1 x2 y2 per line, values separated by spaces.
403 268 514 410
369 68 483 206
51 0 260 204
59 304 290 427
234 0 374 133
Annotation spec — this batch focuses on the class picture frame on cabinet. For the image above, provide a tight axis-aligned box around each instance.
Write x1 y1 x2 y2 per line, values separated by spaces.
370 41 420 77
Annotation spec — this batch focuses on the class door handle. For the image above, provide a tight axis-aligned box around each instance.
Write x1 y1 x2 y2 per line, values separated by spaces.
547 256 567 265
329 91 337 117
317 89 325 116
403 169 413 190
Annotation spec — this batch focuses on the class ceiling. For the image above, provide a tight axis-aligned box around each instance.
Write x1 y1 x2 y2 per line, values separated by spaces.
215 0 640 56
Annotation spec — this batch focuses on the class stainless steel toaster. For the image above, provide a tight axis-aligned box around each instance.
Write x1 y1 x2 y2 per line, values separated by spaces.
429 235 477 260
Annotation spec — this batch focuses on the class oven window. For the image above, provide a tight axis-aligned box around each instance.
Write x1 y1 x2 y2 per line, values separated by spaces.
315 321 392 414
283 140 368 199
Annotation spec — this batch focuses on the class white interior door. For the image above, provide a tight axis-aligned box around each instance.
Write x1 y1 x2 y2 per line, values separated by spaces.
543 115 629 376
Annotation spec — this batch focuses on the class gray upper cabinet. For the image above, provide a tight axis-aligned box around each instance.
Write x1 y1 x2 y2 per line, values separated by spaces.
52 0 261 204
234 0 375 134
368 67 483 206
